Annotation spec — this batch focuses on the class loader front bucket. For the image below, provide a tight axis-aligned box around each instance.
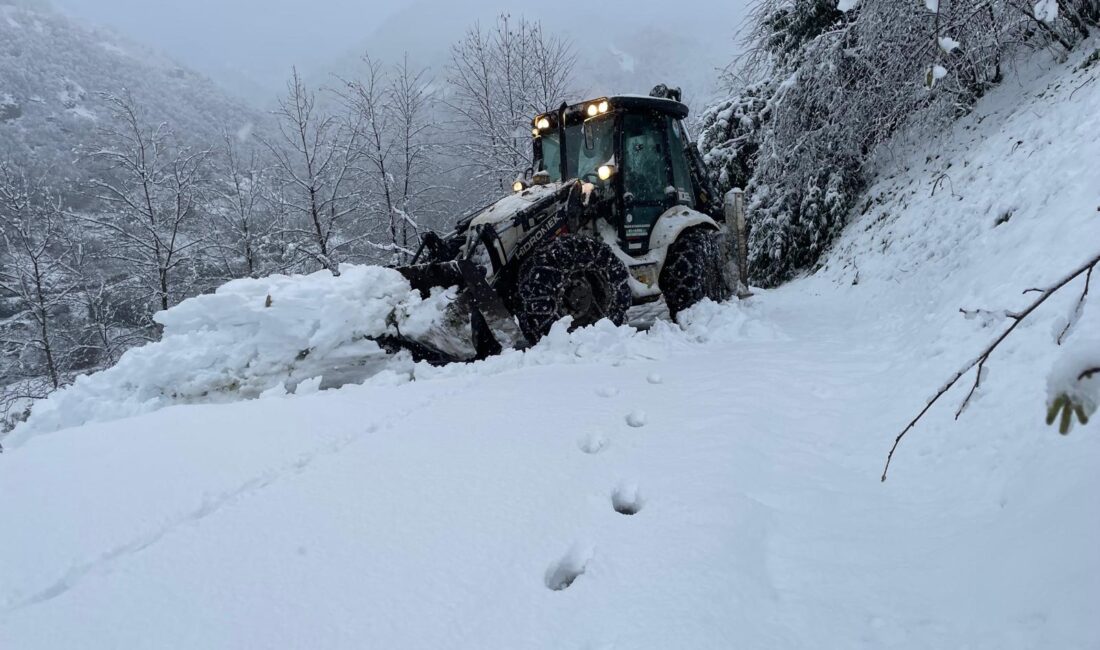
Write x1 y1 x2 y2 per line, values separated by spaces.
397 260 469 299
389 260 527 363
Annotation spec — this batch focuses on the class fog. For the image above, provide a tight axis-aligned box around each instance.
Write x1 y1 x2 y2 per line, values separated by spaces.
49 0 748 105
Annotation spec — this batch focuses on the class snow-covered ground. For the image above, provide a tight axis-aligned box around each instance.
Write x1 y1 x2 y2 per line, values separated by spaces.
1 46 1098 649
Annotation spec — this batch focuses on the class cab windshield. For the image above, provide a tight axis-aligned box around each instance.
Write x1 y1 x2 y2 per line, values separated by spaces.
538 114 615 182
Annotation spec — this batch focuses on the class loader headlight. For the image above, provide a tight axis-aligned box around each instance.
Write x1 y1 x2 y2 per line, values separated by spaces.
512 180 526 193
586 100 610 117
536 116 551 130
597 164 615 181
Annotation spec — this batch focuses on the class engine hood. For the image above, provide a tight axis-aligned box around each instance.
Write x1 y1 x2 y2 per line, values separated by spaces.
468 182 564 230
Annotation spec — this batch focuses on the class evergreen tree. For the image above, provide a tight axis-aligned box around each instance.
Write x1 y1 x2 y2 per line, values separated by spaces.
701 0 1099 286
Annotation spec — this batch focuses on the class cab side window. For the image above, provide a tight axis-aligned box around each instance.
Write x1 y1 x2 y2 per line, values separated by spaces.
666 117 694 205
538 135 562 182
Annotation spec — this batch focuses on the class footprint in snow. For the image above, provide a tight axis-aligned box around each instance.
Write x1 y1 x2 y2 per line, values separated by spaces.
611 484 644 516
545 545 593 591
578 433 609 455
625 411 647 428
596 386 619 398
646 372 663 385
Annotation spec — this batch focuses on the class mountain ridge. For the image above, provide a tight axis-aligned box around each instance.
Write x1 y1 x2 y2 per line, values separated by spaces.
0 1 257 175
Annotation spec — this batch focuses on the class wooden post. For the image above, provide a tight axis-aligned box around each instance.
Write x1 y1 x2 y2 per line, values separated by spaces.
724 188 753 298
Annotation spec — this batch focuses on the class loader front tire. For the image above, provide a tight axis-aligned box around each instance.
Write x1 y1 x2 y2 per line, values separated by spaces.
659 227 732 321
515 235 632 343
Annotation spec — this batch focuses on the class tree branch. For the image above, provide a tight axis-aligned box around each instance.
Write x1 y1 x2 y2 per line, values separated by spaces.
882 250 1100 481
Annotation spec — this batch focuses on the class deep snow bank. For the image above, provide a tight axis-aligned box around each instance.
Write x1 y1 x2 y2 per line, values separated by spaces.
6 265 453 445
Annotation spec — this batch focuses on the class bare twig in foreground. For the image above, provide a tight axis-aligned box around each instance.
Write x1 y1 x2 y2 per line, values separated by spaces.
882 251 1100 481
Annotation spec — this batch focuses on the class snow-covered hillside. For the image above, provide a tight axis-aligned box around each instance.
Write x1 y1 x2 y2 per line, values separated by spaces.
0 1 255 174
1 44 1098 649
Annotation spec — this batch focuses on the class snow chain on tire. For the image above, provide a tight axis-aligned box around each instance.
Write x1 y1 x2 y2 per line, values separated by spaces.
659 227 733 321
515 235 632 343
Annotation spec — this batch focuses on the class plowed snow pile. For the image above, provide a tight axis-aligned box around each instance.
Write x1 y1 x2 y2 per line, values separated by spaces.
6 265 454 444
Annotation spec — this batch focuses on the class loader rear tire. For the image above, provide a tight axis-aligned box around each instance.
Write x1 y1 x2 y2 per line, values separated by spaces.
660 227 731 322
515 235 632 343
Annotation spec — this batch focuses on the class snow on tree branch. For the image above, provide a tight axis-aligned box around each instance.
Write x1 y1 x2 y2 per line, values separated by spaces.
700 0 1099 287
1046 340 1100 434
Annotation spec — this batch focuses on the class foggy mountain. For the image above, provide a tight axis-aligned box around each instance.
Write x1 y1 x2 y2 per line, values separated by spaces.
0 0 256 176
47 0 749 112
322 0 747 118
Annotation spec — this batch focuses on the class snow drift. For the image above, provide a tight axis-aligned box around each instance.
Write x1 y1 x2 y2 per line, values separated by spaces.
5 265 454 444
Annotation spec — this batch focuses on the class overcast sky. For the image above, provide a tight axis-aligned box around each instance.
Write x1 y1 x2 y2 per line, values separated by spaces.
50 0 400 81
49 0 747 103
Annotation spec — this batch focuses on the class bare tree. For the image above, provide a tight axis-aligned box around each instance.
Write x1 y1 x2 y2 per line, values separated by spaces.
206 130 284 280
388 55 438 261
0 165 105 437
342 57 401 262
342 54 441 263
81 91 210 320
0 164 77 393
72 274 146 371
260 69 367 275
446 15 575 195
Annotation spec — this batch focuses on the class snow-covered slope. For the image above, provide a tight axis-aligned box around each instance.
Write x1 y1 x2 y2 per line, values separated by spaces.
0 1 255 174
1 45 1098 649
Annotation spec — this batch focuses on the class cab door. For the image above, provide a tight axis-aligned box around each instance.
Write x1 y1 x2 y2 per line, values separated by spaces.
619 113 694 254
